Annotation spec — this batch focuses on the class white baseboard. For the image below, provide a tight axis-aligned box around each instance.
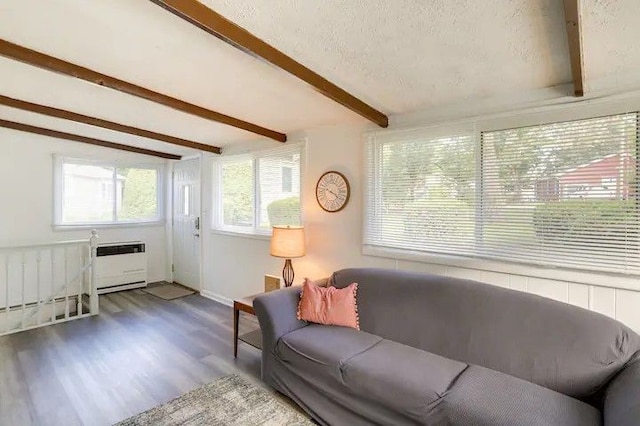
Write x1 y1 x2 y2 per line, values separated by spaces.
200 290 233 307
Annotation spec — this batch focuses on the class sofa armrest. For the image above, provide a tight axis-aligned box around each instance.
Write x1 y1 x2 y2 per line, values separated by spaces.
604 357 640 426
253 286 307 353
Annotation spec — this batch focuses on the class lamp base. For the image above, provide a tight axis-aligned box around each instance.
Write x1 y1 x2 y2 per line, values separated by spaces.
282 258 294 287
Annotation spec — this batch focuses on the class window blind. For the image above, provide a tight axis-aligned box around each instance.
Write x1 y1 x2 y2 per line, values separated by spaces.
365 132 478 257
480 113 639 275
365 112 640 276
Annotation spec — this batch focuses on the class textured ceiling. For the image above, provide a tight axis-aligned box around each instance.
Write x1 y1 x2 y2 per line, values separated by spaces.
0 0 638 156
583 0 640 89
0 57 254 155
204 0 640 113
0 0 364 154
202 0 573 115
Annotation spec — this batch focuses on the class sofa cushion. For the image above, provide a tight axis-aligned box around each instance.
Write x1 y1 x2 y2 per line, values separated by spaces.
276 324 382 383
331 268 640 401
341 339 467 421
297 279 359 329
430 365 602 426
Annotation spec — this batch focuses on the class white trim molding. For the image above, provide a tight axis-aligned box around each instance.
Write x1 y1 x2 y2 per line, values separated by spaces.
200 289 233 307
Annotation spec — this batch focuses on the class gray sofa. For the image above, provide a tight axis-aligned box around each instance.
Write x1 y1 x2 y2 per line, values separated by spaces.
254 268 640 425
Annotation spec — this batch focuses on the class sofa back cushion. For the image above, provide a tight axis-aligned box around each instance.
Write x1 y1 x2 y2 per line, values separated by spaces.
330 268 640 401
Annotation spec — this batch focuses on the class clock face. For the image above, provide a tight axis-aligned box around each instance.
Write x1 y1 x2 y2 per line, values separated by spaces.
316 171 350 212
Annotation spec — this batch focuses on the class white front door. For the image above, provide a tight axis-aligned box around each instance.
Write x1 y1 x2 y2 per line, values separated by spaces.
172 158 201 290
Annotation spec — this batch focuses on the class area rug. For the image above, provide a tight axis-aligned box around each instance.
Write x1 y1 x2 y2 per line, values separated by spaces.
142 283 195 300
114 375 314 426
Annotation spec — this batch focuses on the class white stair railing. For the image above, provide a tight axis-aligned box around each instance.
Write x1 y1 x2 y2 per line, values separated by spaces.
0 230 99 336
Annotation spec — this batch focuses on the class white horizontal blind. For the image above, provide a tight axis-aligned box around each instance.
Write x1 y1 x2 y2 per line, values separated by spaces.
481 113 639 275
365 132 477 256
365 112 640 276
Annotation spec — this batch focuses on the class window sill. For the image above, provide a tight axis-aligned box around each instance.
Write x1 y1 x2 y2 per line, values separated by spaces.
363 245 640 292
211 229 271 241
54 221 165 231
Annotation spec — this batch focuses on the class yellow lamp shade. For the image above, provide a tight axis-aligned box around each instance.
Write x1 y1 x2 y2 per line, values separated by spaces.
270 226 305 259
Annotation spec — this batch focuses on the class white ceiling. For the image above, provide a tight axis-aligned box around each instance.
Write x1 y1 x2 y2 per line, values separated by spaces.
0 0 638 158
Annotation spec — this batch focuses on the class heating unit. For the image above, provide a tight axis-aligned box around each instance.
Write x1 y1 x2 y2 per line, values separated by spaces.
95 241 147 294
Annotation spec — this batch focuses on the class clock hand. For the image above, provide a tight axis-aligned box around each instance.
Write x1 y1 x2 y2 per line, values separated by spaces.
326 188 339 197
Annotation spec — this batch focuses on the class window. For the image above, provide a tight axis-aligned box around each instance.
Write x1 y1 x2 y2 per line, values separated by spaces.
182 185 191 216
101 181 114 202
366 112 640 277
213 144 303 235
55 158 163 226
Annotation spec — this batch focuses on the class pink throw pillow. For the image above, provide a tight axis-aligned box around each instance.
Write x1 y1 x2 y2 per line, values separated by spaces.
297 278 359 330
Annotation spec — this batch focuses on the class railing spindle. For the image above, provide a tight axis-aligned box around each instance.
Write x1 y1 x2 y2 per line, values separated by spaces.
77 246 82 316
20 252 26 329
36 250 41 326
90 230 99 316
64 247 69 320
51 249 56 324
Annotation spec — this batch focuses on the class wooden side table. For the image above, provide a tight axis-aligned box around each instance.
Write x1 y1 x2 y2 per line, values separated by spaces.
233 294 262 358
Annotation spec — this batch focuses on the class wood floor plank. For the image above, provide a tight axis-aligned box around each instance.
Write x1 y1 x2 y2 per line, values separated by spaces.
0 343 38 425
0 289 262 425
18 348 83 426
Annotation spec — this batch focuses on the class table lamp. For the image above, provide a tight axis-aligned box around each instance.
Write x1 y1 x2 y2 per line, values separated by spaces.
270 226 305 287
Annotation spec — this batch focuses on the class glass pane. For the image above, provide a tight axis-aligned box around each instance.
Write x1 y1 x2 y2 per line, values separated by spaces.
222 160 254 227
374 135 476 255
62 163 115 223
281 166 293 192
481 113 639 272
259 152 301 228
183 185 190 216
116 167 159 221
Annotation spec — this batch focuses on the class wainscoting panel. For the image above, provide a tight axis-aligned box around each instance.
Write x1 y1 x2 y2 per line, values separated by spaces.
445 267 480 281
507 275 528 292
616 289 640 332
567 284 590 310
527 278 568 303
412 263 640 332
589 287 617 318
395 260 448 276
480 271 510 289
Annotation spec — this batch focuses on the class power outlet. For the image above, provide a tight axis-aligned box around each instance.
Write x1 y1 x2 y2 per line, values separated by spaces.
264 274 281 292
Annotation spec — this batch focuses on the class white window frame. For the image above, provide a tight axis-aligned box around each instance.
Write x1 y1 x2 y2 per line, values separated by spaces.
53 156 165 229
364 97 640 290
212 142 304 237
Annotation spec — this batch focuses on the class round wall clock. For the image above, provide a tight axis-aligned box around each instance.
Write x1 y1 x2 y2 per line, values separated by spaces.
316 171 350 213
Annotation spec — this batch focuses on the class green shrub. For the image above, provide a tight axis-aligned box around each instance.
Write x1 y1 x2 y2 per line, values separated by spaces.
267 197 301 226
533 199 637 243
223 200 253 226
402 199 474 239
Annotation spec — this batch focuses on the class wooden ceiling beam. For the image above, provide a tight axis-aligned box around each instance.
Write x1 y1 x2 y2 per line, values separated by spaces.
0 38 286 142
150 0 389 128
0 118 181 160
563 0 585 97
0 94 222 154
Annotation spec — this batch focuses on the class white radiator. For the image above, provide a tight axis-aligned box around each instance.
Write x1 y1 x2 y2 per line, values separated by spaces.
95 242 147 294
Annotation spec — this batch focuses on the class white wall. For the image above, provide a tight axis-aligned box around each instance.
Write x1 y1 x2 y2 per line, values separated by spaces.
202 100 640 333
0 128 168 283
